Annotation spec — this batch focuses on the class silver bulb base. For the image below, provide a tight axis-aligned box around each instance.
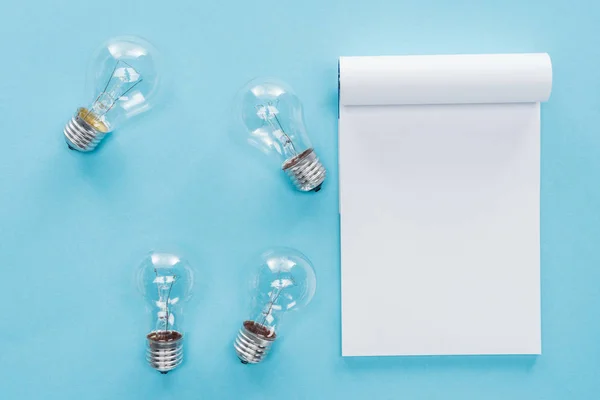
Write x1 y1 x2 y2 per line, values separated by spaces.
146 330 184 374
64 108 108 152
234 321 276 364
282 148 326 192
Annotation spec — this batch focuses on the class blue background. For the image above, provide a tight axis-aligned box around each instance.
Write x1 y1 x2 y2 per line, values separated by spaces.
0 0 598 398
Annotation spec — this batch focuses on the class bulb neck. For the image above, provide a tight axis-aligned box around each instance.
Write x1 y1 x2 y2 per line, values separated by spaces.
234 321 276 364
146 330 184 373
64 108 109 152
282 148 326 192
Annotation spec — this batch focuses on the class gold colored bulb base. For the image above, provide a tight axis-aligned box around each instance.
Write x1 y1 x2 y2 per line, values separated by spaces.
64 108 110 152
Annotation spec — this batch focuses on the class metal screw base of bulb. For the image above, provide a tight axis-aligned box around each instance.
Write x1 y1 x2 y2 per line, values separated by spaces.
234 323 275 364
146 331 184 373
64 109 107 152
283 148 326 192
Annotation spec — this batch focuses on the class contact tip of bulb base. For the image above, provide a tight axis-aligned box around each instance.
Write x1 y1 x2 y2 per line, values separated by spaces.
160 371 169 375
146 330 184 373
313 183 322 192
234 321 276 365
282 149 326 192
63 108 108 153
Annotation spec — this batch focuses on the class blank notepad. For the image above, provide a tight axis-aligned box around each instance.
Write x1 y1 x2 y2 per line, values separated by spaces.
339 53 552 356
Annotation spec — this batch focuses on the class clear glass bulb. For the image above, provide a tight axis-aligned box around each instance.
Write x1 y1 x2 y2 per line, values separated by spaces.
234 247 317 364
235 77 326 192
64 35 161 152
137 252 194 373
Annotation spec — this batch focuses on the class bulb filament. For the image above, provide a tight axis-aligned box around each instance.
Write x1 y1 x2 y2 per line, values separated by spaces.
83 60 144 122
259 271 296 330
154 268 178 339
256 102 297 157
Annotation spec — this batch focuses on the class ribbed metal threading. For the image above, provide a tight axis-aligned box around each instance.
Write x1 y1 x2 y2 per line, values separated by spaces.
234 325 275 364
63 108 107 152
283 149 326 192
146 331 184 374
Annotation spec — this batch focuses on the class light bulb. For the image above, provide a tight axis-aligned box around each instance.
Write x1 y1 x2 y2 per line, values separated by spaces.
64 36 161 152
137 252 194 374
236 77 326 192
234 247 317 364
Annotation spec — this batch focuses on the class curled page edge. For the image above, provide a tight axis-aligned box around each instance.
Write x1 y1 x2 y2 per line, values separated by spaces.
339 53 552 106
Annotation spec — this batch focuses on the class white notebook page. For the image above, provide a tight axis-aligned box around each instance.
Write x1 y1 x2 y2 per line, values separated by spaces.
339 54 552 356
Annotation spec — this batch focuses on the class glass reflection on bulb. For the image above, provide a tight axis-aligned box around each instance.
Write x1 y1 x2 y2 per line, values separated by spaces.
236 78 326 192
137 252 194 374
234 247 317 364
64 35 161 152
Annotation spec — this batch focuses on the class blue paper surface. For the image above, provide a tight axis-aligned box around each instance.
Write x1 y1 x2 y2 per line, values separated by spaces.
0 0 598 398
